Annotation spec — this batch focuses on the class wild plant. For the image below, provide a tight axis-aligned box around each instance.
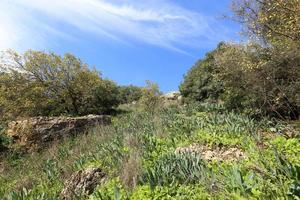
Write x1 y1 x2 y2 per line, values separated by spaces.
140 152 210 188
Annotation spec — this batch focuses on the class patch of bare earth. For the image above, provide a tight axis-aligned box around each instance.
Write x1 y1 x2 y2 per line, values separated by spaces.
175 143 246 162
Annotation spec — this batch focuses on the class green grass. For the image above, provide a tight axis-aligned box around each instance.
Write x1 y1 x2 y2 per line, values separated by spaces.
0 104 299 199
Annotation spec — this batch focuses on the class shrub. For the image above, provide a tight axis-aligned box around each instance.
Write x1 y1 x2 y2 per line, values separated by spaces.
180 0 300 119
179 43 224 103
138 81 163 113
214 42 300 119
0 123 8 152
118 85 143 104
88 79 120 115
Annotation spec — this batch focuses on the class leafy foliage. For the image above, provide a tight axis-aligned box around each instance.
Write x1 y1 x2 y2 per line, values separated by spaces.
0 123 8 152
118 85 143 104
214 42 300 119
1 104 299 199
138 81 163 113
231 0 300 43
0 50 120 119
0 1 299 199
180 0 300 119
141 152 209 187
179 43 224 103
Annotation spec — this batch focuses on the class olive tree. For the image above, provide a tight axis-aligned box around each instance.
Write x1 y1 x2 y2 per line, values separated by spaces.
0 50 120 119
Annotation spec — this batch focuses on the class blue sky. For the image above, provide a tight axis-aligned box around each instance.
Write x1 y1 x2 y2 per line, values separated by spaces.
0 0 240 92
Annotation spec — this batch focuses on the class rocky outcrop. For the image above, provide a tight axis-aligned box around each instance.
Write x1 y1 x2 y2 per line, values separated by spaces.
162 91 183 105
175 144 246 162
6 115 111 151
61 168 106 200
162 91 181 101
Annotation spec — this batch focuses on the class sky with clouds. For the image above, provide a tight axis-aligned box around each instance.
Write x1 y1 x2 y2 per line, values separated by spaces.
0 0 240 92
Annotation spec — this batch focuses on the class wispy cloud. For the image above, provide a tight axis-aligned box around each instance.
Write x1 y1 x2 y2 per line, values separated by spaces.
0 0 235 53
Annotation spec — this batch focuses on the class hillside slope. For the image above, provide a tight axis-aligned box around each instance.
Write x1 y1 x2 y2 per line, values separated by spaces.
1 104 300 199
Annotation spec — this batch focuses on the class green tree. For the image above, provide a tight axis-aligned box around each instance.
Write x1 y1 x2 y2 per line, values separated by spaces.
213 42 300 119
89 79 120 114
231 0 300 44
181 0 299 119
118 85 143 104
179 43 224 103
139 81 162 113
0 50 120 119
228 0 300 118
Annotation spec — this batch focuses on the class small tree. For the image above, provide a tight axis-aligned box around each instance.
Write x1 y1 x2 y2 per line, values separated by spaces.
139 81 162 113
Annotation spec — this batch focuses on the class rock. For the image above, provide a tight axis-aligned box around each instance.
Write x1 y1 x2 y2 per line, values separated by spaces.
270 127 277 132
175 143 246 162
177 95 183 103
6 115 111 152
161 91 183 105
162 91 181 101
61 168 106 200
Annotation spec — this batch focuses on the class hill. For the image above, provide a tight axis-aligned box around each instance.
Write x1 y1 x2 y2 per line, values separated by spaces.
1 103 299 199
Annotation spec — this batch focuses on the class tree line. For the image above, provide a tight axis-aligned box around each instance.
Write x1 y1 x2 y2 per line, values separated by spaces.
0 51 143 121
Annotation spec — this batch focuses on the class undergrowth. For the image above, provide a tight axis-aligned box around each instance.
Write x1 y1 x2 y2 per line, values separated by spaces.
0 104 299 199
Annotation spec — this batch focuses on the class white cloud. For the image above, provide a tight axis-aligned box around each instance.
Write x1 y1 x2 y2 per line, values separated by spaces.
0 0 234 53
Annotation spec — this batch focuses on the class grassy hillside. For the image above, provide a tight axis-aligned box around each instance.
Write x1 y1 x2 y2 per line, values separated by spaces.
1 104 299 199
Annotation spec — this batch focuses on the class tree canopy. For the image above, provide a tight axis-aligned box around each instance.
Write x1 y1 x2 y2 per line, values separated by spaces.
0 50 120 120
179 43 224 103
180 0 300 119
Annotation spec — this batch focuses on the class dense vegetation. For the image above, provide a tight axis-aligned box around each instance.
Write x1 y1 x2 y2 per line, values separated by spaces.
0 50 121 119
0 0 299 199
1 103 299 199
118 85 143 105
180 0 300 119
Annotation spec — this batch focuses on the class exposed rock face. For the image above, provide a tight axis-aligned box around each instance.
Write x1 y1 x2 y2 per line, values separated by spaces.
61 168 106 200
175 144 246 162
6 115 111 151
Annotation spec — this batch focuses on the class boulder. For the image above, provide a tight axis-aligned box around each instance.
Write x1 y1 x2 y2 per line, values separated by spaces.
162 91 181 101
175 143 246 162
6 115 111 151
61 167 106 200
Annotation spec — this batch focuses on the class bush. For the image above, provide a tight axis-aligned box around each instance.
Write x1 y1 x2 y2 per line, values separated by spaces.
214 42 300 119
87 79 120 115
179 43 224 103
180 0 300 119
118 85 143 104
0 123 9 152
138 81 163 113
181 42 299 120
